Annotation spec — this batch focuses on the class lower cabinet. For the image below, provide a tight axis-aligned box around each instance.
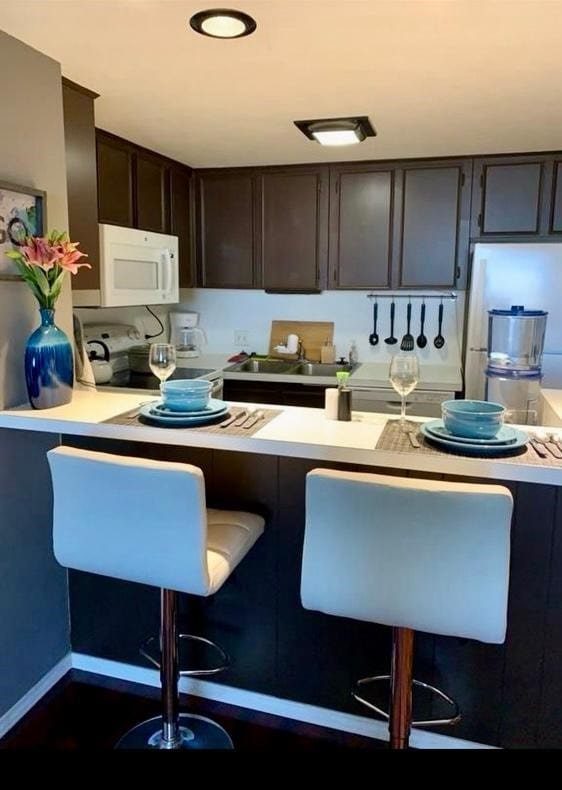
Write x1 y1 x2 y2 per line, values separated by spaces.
223 379 326 408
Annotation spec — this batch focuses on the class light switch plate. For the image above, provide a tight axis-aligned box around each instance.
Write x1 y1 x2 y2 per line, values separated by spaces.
234 330 249 346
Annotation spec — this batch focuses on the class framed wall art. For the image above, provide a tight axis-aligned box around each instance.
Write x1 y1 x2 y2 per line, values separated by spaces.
0 181 46 280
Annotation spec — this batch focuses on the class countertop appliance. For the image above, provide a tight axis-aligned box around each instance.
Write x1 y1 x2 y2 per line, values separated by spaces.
73 225 179 308
83 323 223 396
485 306 547 423
466 243 562 420
169 311 207 359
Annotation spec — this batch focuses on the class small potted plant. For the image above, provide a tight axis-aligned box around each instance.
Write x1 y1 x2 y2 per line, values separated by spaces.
5 230 90 409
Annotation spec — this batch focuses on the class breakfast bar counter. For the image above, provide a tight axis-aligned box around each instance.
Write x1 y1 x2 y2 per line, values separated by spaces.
0 389 560 485
2 389 562 749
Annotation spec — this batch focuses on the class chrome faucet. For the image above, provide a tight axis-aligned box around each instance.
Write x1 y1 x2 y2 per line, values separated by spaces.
297 340 307 361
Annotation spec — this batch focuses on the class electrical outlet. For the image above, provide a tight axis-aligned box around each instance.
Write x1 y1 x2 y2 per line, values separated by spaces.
234 330 249 347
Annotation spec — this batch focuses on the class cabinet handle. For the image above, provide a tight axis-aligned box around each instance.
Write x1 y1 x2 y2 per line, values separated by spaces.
477 213 482 227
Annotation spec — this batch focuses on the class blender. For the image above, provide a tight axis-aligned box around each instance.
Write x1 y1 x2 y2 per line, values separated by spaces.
169 312 207 359
485 305 548 424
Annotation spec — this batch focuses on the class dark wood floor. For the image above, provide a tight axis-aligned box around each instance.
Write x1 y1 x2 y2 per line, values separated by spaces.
1 671 382 751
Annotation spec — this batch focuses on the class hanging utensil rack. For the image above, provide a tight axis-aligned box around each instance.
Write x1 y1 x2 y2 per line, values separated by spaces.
366 292 457 300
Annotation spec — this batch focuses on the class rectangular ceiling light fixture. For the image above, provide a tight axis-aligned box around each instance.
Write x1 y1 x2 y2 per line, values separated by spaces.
294 116 376 146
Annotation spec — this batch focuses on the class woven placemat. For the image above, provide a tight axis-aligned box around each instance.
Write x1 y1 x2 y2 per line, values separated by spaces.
375 419 562 467
103 405 281 437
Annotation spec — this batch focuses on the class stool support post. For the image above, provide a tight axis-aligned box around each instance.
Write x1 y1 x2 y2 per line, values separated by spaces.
389 627 414 749
161 588 180 747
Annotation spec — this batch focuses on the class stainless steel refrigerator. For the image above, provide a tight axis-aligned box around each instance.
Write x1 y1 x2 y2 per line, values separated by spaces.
465 242 562 402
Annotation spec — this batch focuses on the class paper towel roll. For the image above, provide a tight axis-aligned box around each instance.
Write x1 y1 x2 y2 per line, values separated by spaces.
325 388 339 420
286 334 299 354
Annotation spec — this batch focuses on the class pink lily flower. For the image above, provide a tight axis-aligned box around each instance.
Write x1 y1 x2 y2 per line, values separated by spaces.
21 237 63 271
57 240 90 274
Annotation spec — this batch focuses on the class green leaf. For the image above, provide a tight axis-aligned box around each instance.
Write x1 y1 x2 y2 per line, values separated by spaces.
33 267 51 297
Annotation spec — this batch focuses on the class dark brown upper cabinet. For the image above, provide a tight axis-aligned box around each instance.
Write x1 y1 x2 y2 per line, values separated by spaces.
135 152 170 234
197 172 256 288
397 161 471 289
551 161 562 233
328 165 393 289
471 156 553 237
96 131 134 227
258 168 329 291
170 166 194 288
62 78 100 292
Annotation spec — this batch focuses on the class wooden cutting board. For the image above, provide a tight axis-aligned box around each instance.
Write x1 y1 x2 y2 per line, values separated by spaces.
269 321 334 362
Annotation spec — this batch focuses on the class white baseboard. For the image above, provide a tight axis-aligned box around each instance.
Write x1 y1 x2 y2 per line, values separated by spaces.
71 652 496 750
0 654 72 739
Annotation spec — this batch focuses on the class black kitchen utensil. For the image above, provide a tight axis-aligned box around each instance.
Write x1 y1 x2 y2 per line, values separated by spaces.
368 300 379 346
417 301 427 348
400 301 414 351
434 301 445 349
384 301 397 345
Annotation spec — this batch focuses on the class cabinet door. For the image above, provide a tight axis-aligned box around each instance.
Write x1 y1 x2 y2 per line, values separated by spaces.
197 173 255 288
135 152 170 233
329 167 393 289
62 80 100 291
472 158 548 236
259 169 328 291
551 162 562 233
170 167 194 287
398 163 470 288
96 132 134 227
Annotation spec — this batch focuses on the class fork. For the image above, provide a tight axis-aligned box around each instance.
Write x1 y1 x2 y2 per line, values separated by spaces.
533 432 562 459
244 409 264 429
400 301 414 352
529 433 551 459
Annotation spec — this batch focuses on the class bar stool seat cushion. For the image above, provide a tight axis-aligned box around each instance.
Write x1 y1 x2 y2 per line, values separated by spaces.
47 446 264 597
206 509 264 595
301 469 512 644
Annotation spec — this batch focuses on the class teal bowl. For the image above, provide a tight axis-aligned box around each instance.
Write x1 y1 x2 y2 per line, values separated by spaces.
441 399 505 439
160 379 212 412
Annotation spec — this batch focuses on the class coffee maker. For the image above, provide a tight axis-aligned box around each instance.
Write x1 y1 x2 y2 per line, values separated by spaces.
169 311 207 359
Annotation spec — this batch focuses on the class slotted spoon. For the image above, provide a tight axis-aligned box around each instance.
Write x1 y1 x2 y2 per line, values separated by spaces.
400 301 414 351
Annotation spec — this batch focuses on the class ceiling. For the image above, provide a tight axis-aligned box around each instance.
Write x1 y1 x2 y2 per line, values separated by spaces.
1 0 562 168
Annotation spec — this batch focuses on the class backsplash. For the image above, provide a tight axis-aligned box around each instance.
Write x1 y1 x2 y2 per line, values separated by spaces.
177 289 465 367
75 289 465 368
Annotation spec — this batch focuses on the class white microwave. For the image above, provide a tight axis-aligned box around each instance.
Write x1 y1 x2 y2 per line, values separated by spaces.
73 224 179 307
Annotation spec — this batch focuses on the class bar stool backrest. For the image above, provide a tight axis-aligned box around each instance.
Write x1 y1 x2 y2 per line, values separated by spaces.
47 446 210 595
301 469 513 643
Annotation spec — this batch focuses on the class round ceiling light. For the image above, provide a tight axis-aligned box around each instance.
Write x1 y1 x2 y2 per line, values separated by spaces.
189 8 257 38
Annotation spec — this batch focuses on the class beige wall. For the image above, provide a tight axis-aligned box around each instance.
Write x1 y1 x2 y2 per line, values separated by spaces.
0 30 71 408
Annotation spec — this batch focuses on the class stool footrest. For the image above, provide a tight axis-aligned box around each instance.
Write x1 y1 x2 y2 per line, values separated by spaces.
352 674 461 727
140 634 230 677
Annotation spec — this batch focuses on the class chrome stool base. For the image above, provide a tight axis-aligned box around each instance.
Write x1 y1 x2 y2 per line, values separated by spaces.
353 674 461 727
116 713 234 750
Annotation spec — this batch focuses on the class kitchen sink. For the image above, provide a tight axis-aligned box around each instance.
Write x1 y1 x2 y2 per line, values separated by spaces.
293 362 357 376
225 358 360 377
226 359 298 374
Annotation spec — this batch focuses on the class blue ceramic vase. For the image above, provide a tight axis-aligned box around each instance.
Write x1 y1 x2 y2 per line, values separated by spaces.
25 308 73 409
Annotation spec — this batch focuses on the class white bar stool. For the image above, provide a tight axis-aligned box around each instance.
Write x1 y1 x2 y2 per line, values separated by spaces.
300 469 513 749
47 446 264 750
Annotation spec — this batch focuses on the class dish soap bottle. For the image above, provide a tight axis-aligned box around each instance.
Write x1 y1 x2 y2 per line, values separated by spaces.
336 371 352 421
349 341 358 365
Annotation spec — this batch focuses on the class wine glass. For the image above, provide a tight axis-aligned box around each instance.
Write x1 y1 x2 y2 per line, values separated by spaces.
149 343 176 386
389 353 420 430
